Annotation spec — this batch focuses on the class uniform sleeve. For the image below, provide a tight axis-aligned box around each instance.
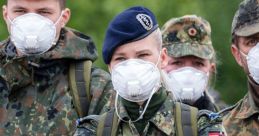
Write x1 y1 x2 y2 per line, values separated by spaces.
73 115 99 136
88 67 115 115
0 77 9 128
197 110 226 136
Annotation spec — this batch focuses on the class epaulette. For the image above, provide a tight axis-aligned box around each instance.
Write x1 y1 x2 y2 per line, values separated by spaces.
218 103 237 117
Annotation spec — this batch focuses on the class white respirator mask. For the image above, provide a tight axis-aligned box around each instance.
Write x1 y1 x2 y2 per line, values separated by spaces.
111 59 161 102
240 43 259 84
165 67 209 104
112 58 161 123
8 12 63 55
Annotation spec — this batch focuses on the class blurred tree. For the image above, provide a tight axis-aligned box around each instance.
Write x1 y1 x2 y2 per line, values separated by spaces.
0 0 244 104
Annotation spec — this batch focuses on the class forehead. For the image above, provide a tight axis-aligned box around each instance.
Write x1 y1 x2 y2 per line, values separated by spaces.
7 0 60 10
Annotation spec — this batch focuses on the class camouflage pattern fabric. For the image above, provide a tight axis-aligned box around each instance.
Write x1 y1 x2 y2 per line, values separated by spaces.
198 110 226 136
222 79 259 136
161 15 214 60
74 88 226 136
231 0 259 36
0 27 113 135
75 89 178 136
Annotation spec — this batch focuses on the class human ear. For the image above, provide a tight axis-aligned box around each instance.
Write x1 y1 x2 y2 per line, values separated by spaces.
231 44 243 67
60 8 70 27
160 47 168 69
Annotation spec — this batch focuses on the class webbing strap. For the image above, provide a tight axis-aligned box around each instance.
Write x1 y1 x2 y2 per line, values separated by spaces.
69 60 92 117
175 103 184 136
175 102 198 136
97 109 118 136
103 111 114 136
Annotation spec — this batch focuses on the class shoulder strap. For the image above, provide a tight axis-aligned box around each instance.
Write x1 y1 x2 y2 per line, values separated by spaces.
69 60 92 117
175 102 198 136
218 103 237 116
97 109 119 136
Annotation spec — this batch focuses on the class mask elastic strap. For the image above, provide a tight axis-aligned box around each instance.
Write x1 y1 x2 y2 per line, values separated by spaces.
239 50 248 58
7 16 14 25
54 11 64 26
115 92 129 123
115 83 160 123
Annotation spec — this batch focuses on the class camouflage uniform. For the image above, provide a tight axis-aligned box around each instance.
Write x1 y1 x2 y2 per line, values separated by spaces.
161 15 227 111
0 27 113 135
222 78 259 135
74 87 226 136
221 0 259 135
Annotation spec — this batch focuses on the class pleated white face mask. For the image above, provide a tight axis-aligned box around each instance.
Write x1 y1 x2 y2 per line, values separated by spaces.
240 43 259 84
165 67 209 104
8 13 62 55
112 58 161 123
111 59 161 102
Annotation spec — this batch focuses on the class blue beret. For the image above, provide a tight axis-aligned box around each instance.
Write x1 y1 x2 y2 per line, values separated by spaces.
102 6 159 64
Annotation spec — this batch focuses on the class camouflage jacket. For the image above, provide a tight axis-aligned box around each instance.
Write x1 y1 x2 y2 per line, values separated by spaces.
0 27 113 135
75 88 226 136
222 78 259 136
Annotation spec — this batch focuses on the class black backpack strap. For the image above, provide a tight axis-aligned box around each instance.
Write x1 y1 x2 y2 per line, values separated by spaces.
175 102 198 136
96 109 119 136
69 60 92 117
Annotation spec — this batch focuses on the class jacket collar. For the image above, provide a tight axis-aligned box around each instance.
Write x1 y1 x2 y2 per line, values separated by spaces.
117 89 175 135
236 77 259 119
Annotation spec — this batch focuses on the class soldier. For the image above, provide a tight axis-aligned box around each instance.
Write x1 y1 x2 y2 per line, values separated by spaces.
75 6 226 136
221 0 259 135
161 15 228 111
0 0 113 135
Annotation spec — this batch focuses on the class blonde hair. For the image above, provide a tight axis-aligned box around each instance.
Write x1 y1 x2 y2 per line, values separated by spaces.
150 28 162 50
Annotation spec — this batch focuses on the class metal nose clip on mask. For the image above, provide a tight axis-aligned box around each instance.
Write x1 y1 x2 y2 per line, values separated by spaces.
8 12 63 55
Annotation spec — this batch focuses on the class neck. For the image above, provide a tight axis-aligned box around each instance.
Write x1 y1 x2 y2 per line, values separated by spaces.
137 101 144 106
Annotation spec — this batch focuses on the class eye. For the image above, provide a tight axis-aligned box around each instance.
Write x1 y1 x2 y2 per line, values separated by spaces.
38 10 52 16
194 61 205 67
247 39 259 47
114 56 126 62
13 9 27 14
138 53 150 58
171 60 183 66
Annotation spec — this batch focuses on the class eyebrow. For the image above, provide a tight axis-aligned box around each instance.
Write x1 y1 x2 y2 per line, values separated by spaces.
113 52 126 57
11 6 54 12
37 8 55 12
135 49 152 55
11 6 27 10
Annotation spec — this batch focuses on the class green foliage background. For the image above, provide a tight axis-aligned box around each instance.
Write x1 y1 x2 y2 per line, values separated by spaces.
0 0 245 104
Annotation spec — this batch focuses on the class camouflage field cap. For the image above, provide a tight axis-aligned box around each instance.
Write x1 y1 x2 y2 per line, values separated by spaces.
162 15 214 60
232 0 259 36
